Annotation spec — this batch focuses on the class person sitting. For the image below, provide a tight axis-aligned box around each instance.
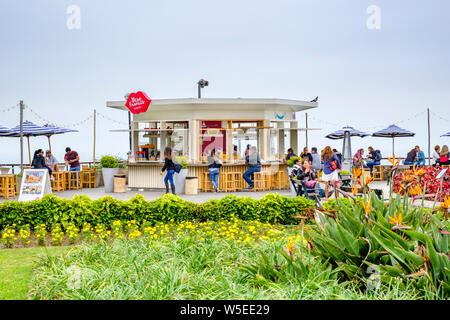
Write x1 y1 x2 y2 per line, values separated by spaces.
243 146 261 189
45 150 59 172
364 146 381 170
296 159 326 198
432 145 440 166
32 149 52 176
414 145 425 167
283 147 297 163
352 148 364 167
289 158 302 179
438 145 450 165
404 148 416 165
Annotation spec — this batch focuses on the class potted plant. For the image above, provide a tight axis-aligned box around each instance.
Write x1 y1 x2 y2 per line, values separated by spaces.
174 156 189 194
100 155 119 193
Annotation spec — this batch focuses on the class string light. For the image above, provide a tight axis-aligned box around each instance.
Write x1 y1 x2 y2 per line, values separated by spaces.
0 104 18 113
430 111 450 123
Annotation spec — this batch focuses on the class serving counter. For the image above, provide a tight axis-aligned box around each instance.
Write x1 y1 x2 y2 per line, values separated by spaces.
127 161 289 190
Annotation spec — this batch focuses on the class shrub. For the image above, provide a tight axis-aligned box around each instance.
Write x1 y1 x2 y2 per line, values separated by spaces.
99 156 118 168
175 156 189 169
287 156 302 167
0 193 315 231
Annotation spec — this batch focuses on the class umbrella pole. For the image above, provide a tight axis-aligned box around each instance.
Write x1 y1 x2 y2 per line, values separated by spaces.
392 136 395 157
47 135 52 153
27 136 31 168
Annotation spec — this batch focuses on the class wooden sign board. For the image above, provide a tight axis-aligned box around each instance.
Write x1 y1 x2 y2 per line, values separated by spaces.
18 169 52 202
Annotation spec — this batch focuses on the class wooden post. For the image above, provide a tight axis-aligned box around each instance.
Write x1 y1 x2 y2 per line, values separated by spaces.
19 100 24 174
26 136 31 167
305 112 308 149
47 135 52 153
427 108 431 166
93 109 96 168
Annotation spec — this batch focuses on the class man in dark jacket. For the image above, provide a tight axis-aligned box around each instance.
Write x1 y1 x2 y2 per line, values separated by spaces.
243 146 261 189
365 146 382 170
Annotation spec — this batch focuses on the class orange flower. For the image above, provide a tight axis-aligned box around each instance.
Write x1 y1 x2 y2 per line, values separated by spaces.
412 165 424 176
353 166 362 179
284 239 294 259
388 154 400 166
441 196 450 210
362 200 371 214
365 176 373 185
352 183 358 195
388 212 411 230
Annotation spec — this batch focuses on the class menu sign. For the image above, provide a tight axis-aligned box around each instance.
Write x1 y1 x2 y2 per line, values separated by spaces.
18 169 52 202
125 91 152 114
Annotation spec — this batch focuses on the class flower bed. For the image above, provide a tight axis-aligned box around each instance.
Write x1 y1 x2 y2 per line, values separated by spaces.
393 166 450 202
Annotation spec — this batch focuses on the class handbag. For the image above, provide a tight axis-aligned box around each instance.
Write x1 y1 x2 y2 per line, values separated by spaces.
174 162 182 174
305 180 316 188
330 160 338 171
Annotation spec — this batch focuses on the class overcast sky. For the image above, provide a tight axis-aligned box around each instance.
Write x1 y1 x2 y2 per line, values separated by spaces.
0 0 449 165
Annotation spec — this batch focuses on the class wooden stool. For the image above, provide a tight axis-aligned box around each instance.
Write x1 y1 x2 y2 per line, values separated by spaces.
372 165 384 181
67 170 82 190
202 172 215 192
51 172 65 192
271 171 283 190
221 172 237 192
233 172 243 191
253 172 264 191
81 168 96 188
0 174 16 199
262 171 272 191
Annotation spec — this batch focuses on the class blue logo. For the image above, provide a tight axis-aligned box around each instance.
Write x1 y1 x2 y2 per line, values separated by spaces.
275 113 285 120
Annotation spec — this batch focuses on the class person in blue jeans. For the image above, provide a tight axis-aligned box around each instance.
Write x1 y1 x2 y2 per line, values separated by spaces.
243 146 261 189
65 147 81 186
160 146 176 194
414 145 426 167
364 146 381 171
207 149 222 192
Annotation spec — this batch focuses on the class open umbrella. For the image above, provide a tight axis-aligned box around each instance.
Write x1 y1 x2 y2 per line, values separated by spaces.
43 125 78 152
0 125 11 134
441 132 450 137
372 124 415 156
5 121 54 166
326 126 369 172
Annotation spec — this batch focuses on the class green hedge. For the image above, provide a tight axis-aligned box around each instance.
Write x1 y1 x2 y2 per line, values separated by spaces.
0 194 314 230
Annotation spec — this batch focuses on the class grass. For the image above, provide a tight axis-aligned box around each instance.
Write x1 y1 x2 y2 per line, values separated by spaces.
27 237 423 300
0 246 70 300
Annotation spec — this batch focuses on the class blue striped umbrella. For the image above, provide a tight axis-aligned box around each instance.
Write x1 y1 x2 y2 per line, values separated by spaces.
372 124 415 155
441 132 450 137
5 121 57 166
0 125 11 134
43 125 78 152
326 126 369 140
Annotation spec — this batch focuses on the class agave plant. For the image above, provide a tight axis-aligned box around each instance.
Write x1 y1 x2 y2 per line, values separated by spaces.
305 192 449 297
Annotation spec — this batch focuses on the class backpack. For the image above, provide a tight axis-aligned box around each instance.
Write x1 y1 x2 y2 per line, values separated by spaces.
373 150 382 162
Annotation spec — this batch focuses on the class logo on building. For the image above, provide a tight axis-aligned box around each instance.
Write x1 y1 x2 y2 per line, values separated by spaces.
125 91 152 114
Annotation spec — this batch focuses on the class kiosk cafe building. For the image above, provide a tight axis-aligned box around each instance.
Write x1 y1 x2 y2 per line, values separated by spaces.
107 96 318 189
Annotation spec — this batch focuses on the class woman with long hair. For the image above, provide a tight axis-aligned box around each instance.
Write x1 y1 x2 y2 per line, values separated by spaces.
439 145 450 165
160 146 176 194
207 148 222 192
32 149 52 175
321 146 340 201
404 148 416 165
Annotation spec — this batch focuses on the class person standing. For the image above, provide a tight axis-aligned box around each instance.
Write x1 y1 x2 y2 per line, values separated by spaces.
160 146 176 194
321 146 340 201
32 149 52 176
45 150 59 172
244 144 251 157
300 147 313 163
207 149 222 192
310 147 322 171
243 146 261 189
65 147 80 185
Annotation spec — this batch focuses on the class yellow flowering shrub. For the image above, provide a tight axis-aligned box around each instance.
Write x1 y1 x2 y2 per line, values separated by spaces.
35 224 47 246
1 225 16 248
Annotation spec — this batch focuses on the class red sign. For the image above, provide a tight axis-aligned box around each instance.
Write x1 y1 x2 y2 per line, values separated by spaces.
125 91 151 114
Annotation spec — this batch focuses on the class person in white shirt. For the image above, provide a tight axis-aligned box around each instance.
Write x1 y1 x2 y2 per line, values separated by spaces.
433 145 440 166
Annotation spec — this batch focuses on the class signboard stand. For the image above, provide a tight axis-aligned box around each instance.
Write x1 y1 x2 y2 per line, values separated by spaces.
18 169 52 202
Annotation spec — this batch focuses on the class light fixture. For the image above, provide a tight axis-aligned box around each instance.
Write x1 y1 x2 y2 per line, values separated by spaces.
197 79 209 98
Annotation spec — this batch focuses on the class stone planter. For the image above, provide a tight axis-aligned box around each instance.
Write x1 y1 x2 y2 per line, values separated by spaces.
174 168 188 194
102 168 119 193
